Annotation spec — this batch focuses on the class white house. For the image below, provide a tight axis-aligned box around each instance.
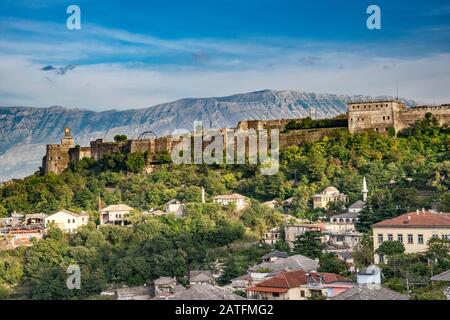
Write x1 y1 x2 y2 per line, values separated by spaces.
212 193 248 211
100 204 134 226
164 199 185 217
357 265 381 286
45 210 89 233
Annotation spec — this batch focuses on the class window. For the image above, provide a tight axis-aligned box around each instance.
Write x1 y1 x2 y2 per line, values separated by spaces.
378 234 383 244
397 234 403 243
418 234 424 244
72 219 75 223
388 234 393 241
273 292 280 297
379 254 384 264
408 234 413 244
300 290 305 298
68 219 71 223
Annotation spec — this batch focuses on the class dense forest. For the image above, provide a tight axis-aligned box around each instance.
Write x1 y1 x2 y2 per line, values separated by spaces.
0 114 449 299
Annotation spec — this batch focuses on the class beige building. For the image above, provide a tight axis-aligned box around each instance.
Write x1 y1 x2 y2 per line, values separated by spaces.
372 210 450 264
212 193 248 211
45 210 89 233
100 204 134 225
348 100 450 135
312 186 348 209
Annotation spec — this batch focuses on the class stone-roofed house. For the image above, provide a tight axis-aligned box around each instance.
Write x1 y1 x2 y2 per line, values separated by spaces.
164 199 185 217
189 270 214 285
331 285 409 300
261 250 289 262
115 285 151 300
431 270 450 300
100 204 134 226
348 200 366 214
251 254 319 274
332 264 409 300
212 193 248 211
262 227 281 245
45 210 89 233
372 210 450 264
167 283 245 300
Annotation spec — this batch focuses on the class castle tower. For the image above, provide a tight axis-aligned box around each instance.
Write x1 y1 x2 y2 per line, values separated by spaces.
362 176 368 202
61 127 75 148
42 127 76 175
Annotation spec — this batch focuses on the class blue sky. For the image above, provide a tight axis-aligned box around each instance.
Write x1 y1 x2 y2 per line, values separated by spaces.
1 0 450 109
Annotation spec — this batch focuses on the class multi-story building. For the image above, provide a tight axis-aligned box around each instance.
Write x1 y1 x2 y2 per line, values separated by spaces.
372 210 450 264
45 209 89 233
312 186 348 209
212 193 248 211
100 204 134 226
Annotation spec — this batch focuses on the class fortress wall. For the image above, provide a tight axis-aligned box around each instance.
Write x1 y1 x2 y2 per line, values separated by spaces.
348 101 399 134
44 144 71 174
395 106 450 133
280 128 346 148
90 139 125 161
69 147 91 162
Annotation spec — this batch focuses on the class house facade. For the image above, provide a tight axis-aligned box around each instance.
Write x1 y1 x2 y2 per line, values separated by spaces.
212 193 248 211
372 210 450 264
312 186 348 209
45 210 89 233
100 204 134 225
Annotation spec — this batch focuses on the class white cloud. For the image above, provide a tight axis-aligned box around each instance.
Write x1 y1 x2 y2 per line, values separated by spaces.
1 18 450 109
1 52 450 109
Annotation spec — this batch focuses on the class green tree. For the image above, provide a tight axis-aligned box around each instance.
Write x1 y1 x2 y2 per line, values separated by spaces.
113 134 128 142
318 253 347 275
375 241 405 260
292 231 325 259
126 152 146 173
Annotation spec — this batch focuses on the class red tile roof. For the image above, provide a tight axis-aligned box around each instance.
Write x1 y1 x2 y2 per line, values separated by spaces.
373 212 450 228
246 270 346 293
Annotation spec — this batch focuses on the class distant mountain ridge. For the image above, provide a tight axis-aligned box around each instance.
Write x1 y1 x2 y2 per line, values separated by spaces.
0 89 417 181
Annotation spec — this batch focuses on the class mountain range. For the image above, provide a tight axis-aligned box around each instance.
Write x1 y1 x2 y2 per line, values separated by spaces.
0 89 417 181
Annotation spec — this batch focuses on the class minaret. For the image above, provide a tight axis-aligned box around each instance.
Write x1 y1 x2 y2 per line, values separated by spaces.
201 187 206 204
362 176 368 202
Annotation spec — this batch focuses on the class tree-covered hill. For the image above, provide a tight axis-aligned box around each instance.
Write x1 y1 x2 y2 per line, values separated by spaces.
0 114 449 299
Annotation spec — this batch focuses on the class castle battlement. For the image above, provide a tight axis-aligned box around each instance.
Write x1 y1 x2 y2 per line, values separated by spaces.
348 101 450 134
42 102 449 175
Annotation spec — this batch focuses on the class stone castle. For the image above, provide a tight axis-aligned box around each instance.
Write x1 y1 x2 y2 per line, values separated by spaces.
42 101 450 175
348 100 450 134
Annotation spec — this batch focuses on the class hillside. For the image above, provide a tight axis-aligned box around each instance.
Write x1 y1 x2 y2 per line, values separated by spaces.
0 90 416 181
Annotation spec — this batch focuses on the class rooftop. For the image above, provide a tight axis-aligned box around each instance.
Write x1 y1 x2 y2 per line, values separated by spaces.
349 200 366 209
247 270 348 293
101 204 134 212
189 270 212 283
167 283 245 300
431 270 450 282
212 193 247 200
373 211 450 228
154 276 177 286
331 285 409 300
262 250 289 260
251 254 319 273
